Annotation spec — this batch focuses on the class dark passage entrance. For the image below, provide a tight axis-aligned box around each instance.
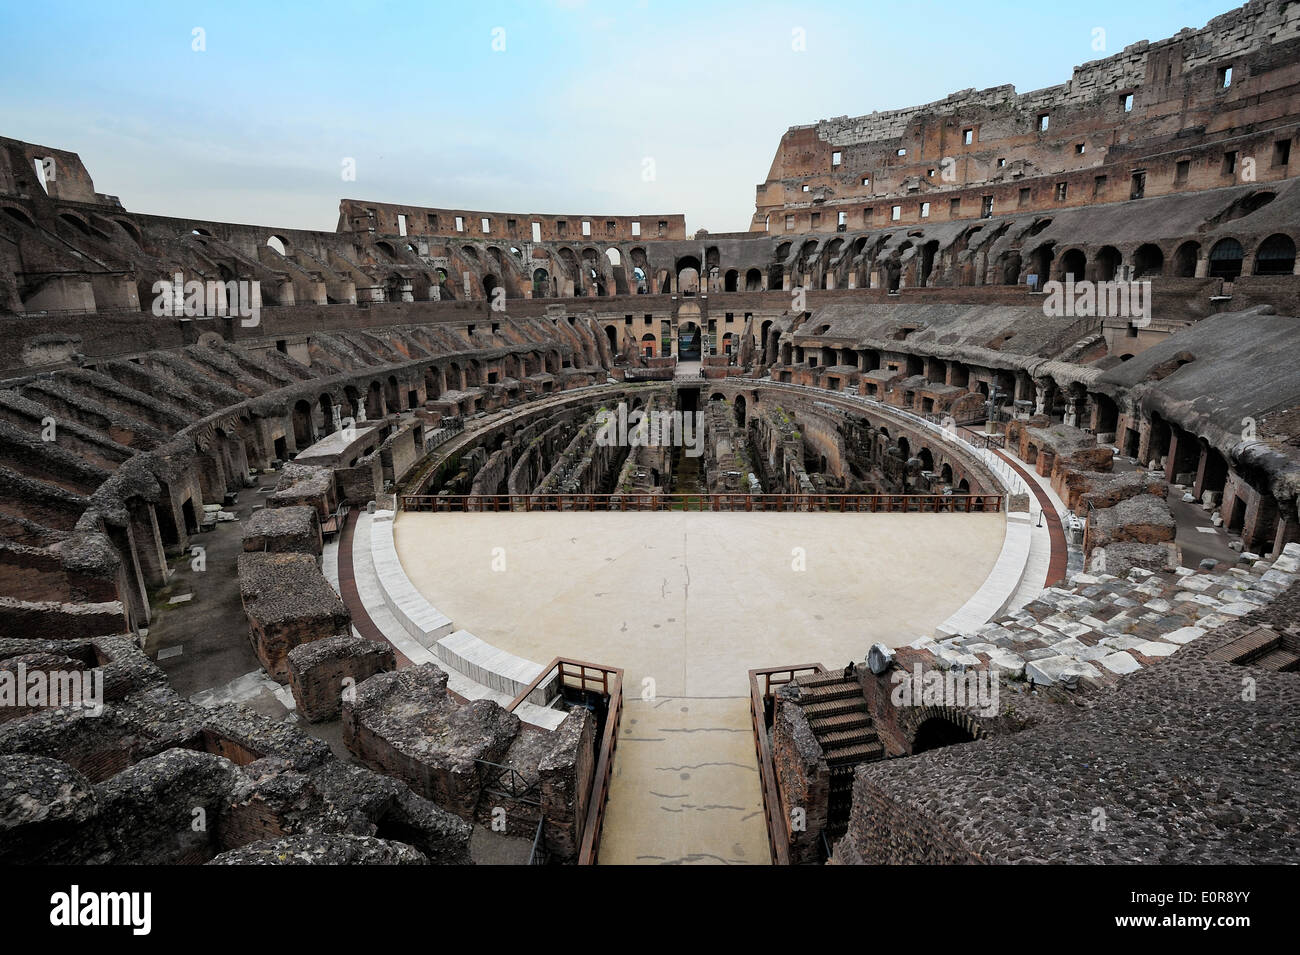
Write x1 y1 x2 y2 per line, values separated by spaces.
678 322 702 361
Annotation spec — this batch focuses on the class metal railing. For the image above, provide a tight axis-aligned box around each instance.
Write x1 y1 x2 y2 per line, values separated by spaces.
506 657 623 866
401 491 1002 513
527 818 548 865
748 663 825 866
474 758 542 805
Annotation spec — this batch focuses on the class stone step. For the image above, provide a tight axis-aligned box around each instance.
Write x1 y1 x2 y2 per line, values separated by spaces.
818 727 879 750
803 697 867 720
824 740 884 764
1252 647 1300 672
799 681 862 703
809 712 871 735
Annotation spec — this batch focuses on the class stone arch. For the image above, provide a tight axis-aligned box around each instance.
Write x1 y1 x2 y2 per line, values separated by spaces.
1132 243 1164 278
1253 233 1296 275
1173 240 1200 277
1209 237 1244 279
1060 247 1086 281
1094 245 1121 281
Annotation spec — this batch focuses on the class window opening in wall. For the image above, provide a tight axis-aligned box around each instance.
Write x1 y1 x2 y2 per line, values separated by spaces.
32 158 50 193
837 211 847 231
657 220 667 235
1130 170 1146 200
997 157 1006 167
1121 92 1134 112
1223 151 1238 176
963 129 974 146
631 221 640 236
582 220 591 236
1094 174 1108 196
1175 160 1190 185
557 220 567 235
786 214 796 230
831 150 842 167
481 217 491 233
397 214 407 236
506 218 517 233
802 184 811 192
531 221 542 242
428 213 439 231
949 197 960 215
920 202 930 218
810 212 821 227
1275 140 1292 167
861 176 871 187
980 195 993 218
1218 65 1232 88
1075 143 1086 154
896 148 907 156
1055 182 1068 201
455 216 465 232
1019 187 1032 207
891 205 901 221
1038 114 1049 131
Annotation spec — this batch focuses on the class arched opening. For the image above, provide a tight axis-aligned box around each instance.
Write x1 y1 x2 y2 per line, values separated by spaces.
919 240 940 286
734 394 747 428
532 268 549 297
632 266 647 293
912 717 975 754
640 333 656 358
1209 238 1244 279
1028 244 1054 286
605 247 622 268
918 447 934 473
676 256 701 296
1000 250 1022 285
1061 248 1087 280
1173 241 1200 277
1132 243 1164 278
384 376 400 411
724 268 738 291
318 394 336 434
366 381 384 420
940 463 953 485
482 274 499 300
745 268 763 291
291 400 314 448
1253 234 1296 275
896 436 911 461
605 325 618 354
1095 245 1121 281
267 235 288 256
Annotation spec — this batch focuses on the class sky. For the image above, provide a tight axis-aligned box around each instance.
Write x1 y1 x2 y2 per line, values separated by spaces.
0 0 1233 234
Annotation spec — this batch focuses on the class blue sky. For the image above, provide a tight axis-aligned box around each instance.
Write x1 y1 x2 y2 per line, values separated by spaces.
0 0 1231 233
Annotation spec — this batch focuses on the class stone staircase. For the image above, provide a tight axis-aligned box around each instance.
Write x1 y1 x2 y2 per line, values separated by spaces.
793 668 884 842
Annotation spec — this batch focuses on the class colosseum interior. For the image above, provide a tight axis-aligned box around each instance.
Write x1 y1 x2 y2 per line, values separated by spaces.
1 0 1298 886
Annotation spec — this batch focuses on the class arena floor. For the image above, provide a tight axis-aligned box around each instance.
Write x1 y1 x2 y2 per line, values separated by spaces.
395 510 1005 864
394 511 1005 697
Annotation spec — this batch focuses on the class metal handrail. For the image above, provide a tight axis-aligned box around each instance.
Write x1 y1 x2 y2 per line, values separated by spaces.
400 491 1002 513
505 657 624 866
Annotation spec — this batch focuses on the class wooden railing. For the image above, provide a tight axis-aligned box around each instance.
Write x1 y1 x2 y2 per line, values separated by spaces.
507 657 623 866
401 492 1003 513
748 663 825 866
